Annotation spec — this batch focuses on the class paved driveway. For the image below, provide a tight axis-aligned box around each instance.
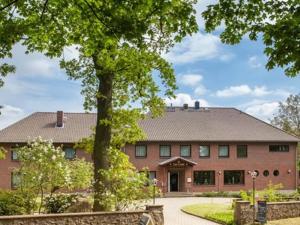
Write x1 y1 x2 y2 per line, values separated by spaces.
155 197 233 225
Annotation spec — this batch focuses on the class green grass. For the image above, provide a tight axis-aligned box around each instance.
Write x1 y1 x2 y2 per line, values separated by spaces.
181 203 235 225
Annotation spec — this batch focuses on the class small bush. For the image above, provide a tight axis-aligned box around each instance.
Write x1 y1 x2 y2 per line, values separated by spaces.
207 212 235 225
0 190 27 215
44 194 80 213
195 191 241 198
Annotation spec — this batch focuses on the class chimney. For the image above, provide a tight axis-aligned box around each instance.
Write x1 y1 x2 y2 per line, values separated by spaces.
56 111 64 128
183 103 188 110
195 101 200 110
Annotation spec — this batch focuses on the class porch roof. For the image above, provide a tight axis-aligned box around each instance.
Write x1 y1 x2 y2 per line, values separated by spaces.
159 156 197 167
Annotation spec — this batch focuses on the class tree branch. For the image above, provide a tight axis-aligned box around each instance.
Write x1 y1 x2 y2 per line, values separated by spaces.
0 0 19 12
83 0 119 41
40 0 49 20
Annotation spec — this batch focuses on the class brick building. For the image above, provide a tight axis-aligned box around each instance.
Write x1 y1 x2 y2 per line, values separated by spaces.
0 103 299 193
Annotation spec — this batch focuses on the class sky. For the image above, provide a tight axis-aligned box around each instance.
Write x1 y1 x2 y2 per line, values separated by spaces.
0 0 299 129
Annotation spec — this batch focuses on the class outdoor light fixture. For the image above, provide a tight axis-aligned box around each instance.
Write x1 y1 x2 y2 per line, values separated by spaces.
218 171 221 175
152 179 158 205
250 171 257 225
287 169 292 174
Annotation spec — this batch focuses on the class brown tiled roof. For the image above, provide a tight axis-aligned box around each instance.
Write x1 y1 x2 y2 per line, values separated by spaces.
0 107 299 143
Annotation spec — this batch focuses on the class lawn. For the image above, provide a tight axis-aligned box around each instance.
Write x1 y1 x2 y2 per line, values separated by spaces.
181 203 300 225
181 203 234 225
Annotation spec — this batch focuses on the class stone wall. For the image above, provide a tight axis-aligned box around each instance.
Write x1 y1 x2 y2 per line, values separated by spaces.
234 201 300 225
0 205 164 225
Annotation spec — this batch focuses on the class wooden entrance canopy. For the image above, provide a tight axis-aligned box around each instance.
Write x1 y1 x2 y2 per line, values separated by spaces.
159 156 197 167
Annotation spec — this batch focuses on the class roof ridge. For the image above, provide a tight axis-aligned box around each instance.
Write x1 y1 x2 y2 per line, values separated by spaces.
233 108 300 141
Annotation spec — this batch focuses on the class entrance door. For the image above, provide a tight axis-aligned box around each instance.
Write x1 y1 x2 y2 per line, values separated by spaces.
170 172 179 192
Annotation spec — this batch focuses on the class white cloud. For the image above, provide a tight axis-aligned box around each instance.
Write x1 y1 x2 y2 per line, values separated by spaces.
163 33 225 64
180 74 203 87
0 105 26 129
194 0 220 29
248 56 262 68
244 102 279 121
165 93 209 107
215 85 271 97
194 85 207 96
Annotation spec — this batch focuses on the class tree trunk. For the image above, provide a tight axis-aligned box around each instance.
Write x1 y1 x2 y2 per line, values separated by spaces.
92 55 113 211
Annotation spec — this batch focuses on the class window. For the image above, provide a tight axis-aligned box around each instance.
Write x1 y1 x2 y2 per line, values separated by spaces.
273 170 279 176
224 170 244 185
219 145 229 158
11 150 18 161
194 171 215 185
263 170 269 177
237 145 247 158
199 146 210 158
160 145 171 157
64 148 76 160
11 172 21 189
135 145 147 158
180 145 191 157
148 171 156 180
269 145 289 152
255 170 260 176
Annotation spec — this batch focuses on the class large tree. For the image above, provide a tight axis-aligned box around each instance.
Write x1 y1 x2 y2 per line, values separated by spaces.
271 94 300 137
0 0 198 210
202 0 300 76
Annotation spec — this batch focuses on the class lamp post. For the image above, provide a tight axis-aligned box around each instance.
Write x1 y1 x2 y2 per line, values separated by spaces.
250 171 257 225
152 178 158 205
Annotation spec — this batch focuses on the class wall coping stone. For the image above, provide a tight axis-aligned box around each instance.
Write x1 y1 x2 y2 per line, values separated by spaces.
0 210 147 220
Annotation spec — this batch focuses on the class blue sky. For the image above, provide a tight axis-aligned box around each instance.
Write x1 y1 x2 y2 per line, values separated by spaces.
0 0 299 129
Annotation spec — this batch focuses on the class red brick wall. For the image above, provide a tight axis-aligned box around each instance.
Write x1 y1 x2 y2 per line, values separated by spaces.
125 142 298 192
0 143 91 190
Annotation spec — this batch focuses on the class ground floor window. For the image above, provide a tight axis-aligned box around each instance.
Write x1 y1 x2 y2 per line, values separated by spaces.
11 172 21 189
224 170 244 185
148 171 156 180
194 171 215 185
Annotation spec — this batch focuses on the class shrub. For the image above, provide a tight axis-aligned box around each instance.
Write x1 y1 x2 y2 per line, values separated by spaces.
0 190 27 215
44 194 80 213
66 200 93 213
195 191 241 198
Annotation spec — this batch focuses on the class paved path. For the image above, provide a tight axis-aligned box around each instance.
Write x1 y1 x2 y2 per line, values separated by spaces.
155 197 233 225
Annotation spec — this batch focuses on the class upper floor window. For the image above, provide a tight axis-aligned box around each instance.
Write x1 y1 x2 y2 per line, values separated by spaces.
269 145 289 152
219 145 229 158
224 170 244 185
135 145 147 158
194 171 215 185
64 148 76 160
199 145 210 158
237 145 247 158
180 145 191 157
160 145 171 158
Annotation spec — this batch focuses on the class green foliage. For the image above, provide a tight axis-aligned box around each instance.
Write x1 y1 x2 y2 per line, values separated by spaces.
0 190 28 215
14 137 93 213
195 191 241 198
271 94 300 137
0 147 6 159
240 181 284 204
96 148 153 211
44 194 80 213
207 212 235 225
203 0 300 76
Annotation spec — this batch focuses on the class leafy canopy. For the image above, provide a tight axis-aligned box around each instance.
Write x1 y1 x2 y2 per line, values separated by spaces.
203 0 300 76
0 0 198 111
271 93 300 137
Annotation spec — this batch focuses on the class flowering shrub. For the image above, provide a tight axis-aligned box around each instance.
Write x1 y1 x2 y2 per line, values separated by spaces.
14 137 93 213
0 190 28 215
44 194 80 213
